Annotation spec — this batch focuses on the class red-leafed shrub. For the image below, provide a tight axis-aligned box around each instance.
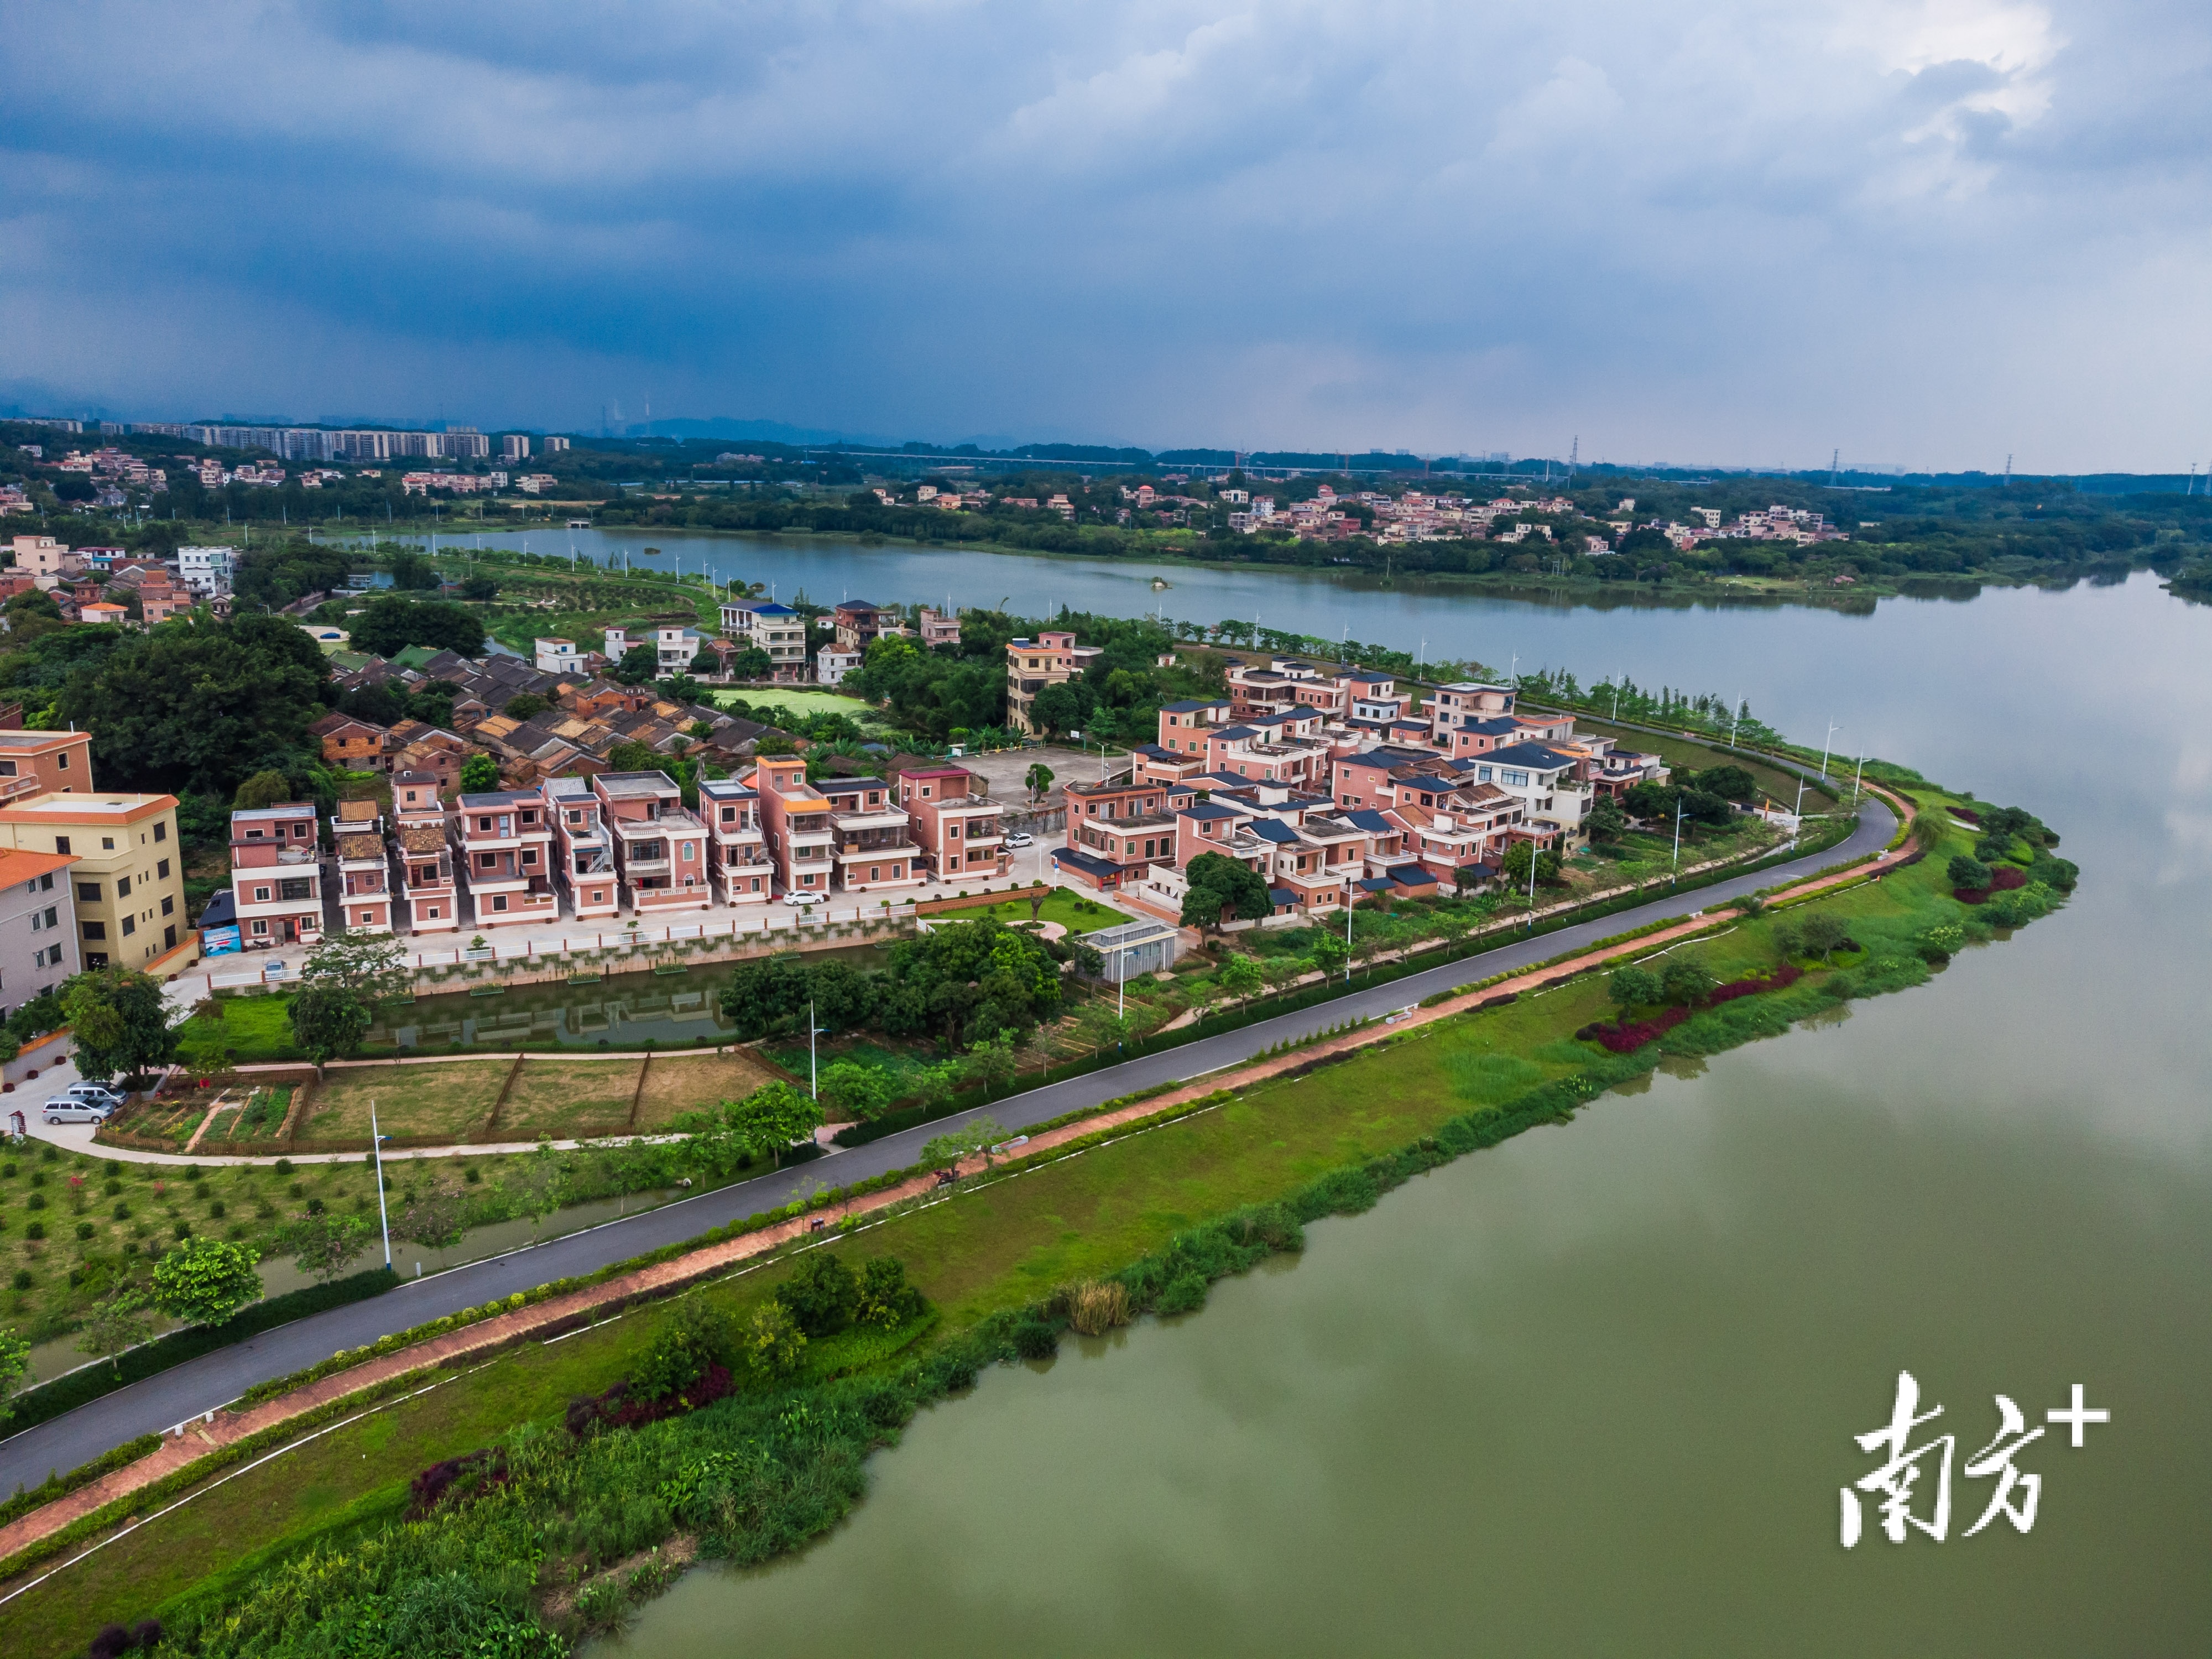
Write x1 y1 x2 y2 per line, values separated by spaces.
1577 964 1806 1053
1952 806 1981 824
1989 865 2027 891
566 1364 737 1438
408 1447 510 1518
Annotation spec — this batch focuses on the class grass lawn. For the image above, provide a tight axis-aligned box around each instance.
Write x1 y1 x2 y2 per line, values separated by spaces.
963 886 1128 935
497 1059 643 1141
714 687 879 723
633 1051 784 1130
302 1062 511 1144
180 994 299 1065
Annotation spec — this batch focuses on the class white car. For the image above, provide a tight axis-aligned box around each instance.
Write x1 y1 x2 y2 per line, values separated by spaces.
44 1096 115 1125
781 889 823 907
1005 830 1034 848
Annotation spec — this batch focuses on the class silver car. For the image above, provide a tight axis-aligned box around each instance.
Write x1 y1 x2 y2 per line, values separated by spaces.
43 1097 114 1125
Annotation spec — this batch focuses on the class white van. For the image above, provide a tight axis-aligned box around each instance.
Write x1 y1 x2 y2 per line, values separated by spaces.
44 1082 122 1124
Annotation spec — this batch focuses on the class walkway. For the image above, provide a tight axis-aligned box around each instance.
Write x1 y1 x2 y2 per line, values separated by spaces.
0 797 1897 1498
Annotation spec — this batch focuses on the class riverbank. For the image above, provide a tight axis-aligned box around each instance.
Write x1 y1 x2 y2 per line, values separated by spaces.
0 769 2074 1657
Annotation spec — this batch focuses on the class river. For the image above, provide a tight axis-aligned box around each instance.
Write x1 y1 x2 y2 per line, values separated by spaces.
469 537 2210 1652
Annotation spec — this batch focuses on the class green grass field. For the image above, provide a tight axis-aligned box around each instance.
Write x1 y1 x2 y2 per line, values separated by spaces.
713 687 879 723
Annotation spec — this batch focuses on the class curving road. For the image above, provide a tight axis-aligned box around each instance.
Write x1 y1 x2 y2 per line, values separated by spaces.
0 798 1893 1492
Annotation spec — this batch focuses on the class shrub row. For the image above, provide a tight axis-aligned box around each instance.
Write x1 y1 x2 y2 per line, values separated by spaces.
0 1433 163 1530
1575 964 1806 1054
2 1266 397 1437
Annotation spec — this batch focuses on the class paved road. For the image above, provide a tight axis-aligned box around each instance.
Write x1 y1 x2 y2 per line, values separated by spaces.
0 798 1894 1491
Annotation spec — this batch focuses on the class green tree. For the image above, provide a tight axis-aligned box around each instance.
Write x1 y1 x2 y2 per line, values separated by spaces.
1024 761 1055 802
0 1327 28 1423
79 1290 154 1377
856 1257 926 1328
278 1211 375 1282
56 614 335 799
1585 795 1629 843
1799 914 1853 962
1948 854 1993 891
347 596 487 658
921 1114 1009 1172
730 646 771 680
682 1082 824 1171
1029 681 1088 736
503 692 550 720
301 927 412 1001
1307 930 1350 978
1659 957 1719 1005
739 1301 807 1381
1216 953 1264 1000
1181 850 1272 933
817 1060 894 1121
397 1190 466 1250
289 984 372 1073
151 1237 263 1326
458 753 500 793
1499 842 1563 888
1608 964 1661 1010
774 1253 859 1337
62 967 173 1083
458 574 498 601
633 1298 738 1401
233 769 295 810
614 644 659 685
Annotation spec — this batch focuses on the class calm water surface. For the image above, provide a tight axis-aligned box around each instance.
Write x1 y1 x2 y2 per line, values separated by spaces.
521 547 2211 1652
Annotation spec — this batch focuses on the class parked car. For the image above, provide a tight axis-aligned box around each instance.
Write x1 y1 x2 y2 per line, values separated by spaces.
43 1096 114 1125
57 1082 123 1110
780 889 822 907
1005 830 1034 848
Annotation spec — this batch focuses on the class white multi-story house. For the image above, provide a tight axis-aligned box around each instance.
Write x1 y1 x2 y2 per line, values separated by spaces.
534 637 588 674
719 600 808 680
699 778 774 904
175 545 238 596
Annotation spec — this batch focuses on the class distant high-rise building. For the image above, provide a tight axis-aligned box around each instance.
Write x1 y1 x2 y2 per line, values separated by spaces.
444 426 490 460
542 436 570 452
501 434 530 461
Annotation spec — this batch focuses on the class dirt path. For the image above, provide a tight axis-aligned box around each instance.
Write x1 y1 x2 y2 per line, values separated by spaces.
0 789 1914 1568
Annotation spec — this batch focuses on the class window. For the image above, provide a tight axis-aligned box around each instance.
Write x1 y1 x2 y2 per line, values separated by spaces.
478 852 497 869
427 905 440 919
38 872 50 891
521 849 538 867
102 837 113 850
161 895 174 916
54 836 69 855
0 761 13 777
869 866 880 882
121 915 135 936
117 875 131 898
56 752 67 771
84 920 106 940
41 906 56 929
164 924 176 949
157 859 169 880
948 824 960 839
253 885 270 902
492 894 509 912
152 818 163 841
86 952 107 968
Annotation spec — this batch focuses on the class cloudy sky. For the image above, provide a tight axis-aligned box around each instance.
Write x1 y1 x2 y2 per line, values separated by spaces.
2 1 2206 471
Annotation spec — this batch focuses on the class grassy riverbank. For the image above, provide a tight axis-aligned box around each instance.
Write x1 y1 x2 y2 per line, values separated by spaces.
0 769 2076 1657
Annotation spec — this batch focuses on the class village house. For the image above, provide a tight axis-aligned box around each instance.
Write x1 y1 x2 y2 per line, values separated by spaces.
593 771 711 912
542 775 621 919
451 789 558 928
228 803 324 951
332 798 392 932
1004 630 1103 736
310 712 393 773
388 769 460 932
750 753 834 896
817 775 924 893
698 777 774 904
895 765 1008 882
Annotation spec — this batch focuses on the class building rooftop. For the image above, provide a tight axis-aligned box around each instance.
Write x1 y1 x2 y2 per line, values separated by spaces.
457 790 544 810
0 846 80 883
594 770 680 798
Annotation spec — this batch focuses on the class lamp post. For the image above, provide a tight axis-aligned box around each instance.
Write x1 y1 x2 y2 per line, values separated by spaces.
369 1099 393 1270
1820 720 1839 780
1671 797 1685 885
808 998 828 1099
1344 873 1355 980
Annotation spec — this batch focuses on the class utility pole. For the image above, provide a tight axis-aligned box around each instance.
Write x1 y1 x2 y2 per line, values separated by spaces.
809 998 820 1098
370 1100 392 1270
1852 750 1865 807
1671 799 1684 884
1820 721 1839 779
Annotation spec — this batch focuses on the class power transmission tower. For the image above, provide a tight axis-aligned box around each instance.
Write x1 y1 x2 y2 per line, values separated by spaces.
1568 435 1579 479
1829 448 1839 487
2003 453 2013 488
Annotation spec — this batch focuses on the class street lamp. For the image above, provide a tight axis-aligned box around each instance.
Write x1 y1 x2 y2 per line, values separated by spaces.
369 1099 393 1270
1671 797 1685 885
1820 720 1839 780
808 998 830 1099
